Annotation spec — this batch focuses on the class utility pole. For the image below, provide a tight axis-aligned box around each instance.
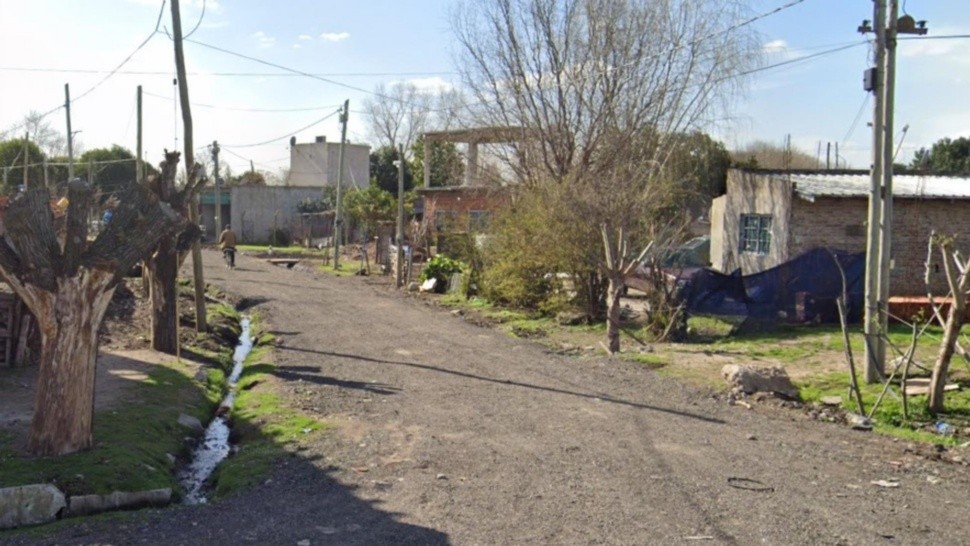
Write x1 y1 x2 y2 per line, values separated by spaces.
876 0 901 373
826 142 831 170
862 0 887 383
250 160 255 175
137 85 143 182
396 144 405 288
212 141 221 234
172 0 207 333
65 83 74 180
334 99 349 269
860 1 927 383
43 158 49 188
22 132 29 190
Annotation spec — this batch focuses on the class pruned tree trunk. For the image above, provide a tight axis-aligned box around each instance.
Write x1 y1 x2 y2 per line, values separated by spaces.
148 238 180 354
605 274 623 354
926 234 970 414
28 269 115 455
0 172 184 456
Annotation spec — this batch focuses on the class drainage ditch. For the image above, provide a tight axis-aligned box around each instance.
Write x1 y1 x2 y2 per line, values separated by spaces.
178 317 253 505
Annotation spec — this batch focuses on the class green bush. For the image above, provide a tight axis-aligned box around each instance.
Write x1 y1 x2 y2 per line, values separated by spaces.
421 255 464 291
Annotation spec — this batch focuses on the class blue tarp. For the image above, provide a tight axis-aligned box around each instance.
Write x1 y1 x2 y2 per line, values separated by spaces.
681 248 865 323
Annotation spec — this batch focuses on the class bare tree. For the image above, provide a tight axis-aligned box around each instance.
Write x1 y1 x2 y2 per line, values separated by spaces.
16 111 68 157
363 82 434 156
454 0 760 352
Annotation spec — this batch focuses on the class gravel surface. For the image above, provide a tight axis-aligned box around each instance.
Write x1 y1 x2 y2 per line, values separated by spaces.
7 249 970 545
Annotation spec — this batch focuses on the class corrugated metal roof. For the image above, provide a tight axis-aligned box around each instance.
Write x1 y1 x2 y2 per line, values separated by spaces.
784 173 970 200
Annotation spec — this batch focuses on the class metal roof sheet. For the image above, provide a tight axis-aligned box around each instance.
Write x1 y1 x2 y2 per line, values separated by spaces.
784 173 970 200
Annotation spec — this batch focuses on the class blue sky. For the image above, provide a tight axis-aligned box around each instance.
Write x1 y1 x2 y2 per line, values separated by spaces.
0 0 967 176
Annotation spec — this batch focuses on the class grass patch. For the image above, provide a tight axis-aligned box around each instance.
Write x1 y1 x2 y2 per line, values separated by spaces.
624 352 669 370
798 371 970 445
207 335 329 500
317 263 359 277
0 361 220 498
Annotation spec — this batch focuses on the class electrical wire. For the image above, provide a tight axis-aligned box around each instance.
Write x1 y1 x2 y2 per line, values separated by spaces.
0 1 167 139
0 66 455 78
841 94 871 146
182 0 206 39
220 109 342 148
142 89 341 112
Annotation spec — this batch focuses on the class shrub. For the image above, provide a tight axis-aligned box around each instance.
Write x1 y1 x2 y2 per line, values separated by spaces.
420 255 464 291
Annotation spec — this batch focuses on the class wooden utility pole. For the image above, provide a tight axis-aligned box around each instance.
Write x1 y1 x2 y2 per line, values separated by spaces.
334 99 349 269
396 144 405 288
212 141 221 234
65 83 74 180
22 132 29 189
137 85 143 181
863 0 887 383
171 0 207 333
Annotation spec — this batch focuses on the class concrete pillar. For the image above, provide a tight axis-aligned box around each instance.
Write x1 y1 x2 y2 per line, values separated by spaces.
465 141 478 187
424 138 432 188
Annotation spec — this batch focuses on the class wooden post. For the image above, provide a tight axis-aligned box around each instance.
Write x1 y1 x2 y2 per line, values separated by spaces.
396 144 405 288
334 99 349 269
137 85 143 181
171 0 207 333
22 133 29 189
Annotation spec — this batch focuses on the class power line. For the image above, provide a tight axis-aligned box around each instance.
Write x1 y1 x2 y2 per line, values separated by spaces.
0 66 455 78
182 0 206 39
220 109 342 148
185 38 411 103
733 41 867 79
0 1 167 139
142 90 342 112
841 94 871 145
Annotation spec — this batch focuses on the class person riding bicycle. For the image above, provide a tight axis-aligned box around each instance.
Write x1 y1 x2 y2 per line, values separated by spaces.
218 224 238 269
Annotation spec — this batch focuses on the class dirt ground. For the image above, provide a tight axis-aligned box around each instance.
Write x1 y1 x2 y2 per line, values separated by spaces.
0 279 205 452
5 250 970 545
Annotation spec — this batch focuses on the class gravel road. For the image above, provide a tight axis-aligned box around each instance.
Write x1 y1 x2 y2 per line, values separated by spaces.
8 249 969 545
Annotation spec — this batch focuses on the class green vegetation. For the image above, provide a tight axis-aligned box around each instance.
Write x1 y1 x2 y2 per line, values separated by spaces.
207 343 328 500
0 361 220 497
420 255 464 288
799 371 970 445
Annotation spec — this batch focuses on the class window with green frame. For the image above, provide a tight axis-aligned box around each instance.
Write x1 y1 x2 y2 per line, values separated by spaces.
739 214 772 254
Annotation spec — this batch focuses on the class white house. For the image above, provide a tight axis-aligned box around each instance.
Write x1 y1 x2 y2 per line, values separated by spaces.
287 136 370 188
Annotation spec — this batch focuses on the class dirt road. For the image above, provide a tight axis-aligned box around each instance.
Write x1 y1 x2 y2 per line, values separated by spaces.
14 250 970 545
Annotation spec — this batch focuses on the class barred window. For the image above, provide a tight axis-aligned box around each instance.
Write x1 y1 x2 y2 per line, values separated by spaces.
739 214 772 255
468 210 490 232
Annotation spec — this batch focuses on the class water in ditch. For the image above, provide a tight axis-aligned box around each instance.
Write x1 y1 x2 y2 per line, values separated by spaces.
179 317 253 505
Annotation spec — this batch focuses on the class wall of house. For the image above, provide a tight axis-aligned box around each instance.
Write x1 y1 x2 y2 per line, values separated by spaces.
228 186 324 244
420 188 510 236
711 171 792 274
287 141 369 188
790 196 970 295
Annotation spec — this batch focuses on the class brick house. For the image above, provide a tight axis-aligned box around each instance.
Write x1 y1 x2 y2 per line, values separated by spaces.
710 169 970 296
418 186 511 236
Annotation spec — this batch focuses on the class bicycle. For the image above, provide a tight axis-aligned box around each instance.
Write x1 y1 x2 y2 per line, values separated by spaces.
222 247 236 269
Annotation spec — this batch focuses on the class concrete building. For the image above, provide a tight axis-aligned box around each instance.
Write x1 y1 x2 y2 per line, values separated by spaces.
287 136 369 188
200 185 326 244
709 169 970 295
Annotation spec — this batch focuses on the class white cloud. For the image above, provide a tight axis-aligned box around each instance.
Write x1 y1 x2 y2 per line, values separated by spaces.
402 76 454 92
252 31 275 48
298 34 313 41
762 39 788 54
319 32 350 42
292 43 302 49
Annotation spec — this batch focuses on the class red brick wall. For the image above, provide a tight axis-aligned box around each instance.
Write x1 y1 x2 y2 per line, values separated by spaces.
420 188 510 234
790 196 970 295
